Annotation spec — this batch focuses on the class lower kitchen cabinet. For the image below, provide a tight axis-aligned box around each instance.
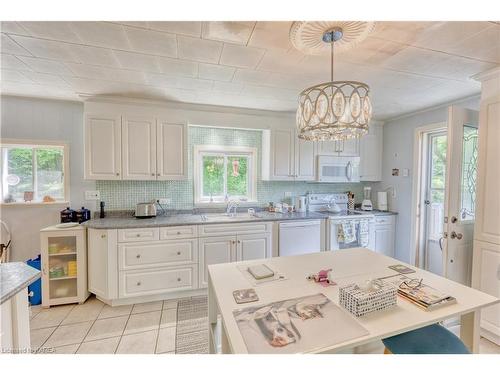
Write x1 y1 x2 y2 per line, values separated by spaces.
199 232 272 288
373 215 396 257
472 240 500 345
199 236 235 288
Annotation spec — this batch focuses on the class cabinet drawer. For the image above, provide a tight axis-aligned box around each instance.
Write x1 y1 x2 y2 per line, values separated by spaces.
199 222 272 237
118 228 159 242
119 265 196 298
159 225 197 240
118 239 198 270
375 216 394 225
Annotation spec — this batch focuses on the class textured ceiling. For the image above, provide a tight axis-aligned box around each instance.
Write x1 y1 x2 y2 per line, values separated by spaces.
1 21 499 120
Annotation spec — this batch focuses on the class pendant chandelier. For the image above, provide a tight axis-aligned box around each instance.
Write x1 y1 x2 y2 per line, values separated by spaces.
290 22 375 141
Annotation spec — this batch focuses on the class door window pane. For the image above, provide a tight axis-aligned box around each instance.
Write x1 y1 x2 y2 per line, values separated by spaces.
428 134 447 241
202 155 224 198
460 125 478 221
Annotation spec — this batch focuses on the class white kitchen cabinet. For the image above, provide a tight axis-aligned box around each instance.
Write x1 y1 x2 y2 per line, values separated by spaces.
40 225 89 307
157 121 188 180
359 123 383 181
236 233 272 261
262 128 316 181
316 139 359 157
121 116 157 180
199 236 235 288
84 102 187 181
472 240 500 345
84 113 122 180
373 215 395 257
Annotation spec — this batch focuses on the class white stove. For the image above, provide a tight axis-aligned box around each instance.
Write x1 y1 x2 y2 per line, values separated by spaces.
307 193 375 250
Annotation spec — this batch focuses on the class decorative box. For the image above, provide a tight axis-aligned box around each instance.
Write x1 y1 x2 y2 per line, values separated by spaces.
339 281 397 317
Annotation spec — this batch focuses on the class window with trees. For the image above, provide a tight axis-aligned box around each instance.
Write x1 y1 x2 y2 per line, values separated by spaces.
1 141 68 203
194 145 257 204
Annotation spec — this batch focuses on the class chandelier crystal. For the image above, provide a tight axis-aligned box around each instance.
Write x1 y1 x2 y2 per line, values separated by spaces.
293 25 373 141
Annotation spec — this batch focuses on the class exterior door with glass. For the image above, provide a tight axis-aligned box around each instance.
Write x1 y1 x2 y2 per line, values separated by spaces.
443 106 479 286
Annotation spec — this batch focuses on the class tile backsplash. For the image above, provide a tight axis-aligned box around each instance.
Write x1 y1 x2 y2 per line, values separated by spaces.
97 126 365 210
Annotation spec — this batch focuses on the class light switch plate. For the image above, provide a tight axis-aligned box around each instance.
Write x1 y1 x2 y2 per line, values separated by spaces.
402 168 410 177
85 190 100 200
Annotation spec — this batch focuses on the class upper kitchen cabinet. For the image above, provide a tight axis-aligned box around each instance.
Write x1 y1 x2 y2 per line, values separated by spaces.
84 101 187 181
262 128 316 181
121 116 157 180
157 121 188 180
85 113 122 180
316 138 359 157
359 123 383 181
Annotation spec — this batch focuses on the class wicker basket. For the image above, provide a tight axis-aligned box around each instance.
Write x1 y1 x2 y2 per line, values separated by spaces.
339 281 397 317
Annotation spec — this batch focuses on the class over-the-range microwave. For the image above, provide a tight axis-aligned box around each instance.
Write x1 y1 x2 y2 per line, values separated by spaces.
317 155 360 183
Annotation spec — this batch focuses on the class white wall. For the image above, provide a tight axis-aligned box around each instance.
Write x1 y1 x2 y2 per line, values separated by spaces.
0 95 95 261
372 96 480 263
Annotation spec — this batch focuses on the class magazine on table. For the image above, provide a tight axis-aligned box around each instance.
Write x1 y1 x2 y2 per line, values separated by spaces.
382 274 456 311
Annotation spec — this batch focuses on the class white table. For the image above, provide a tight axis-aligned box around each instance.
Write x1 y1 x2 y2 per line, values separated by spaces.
207 248 499 354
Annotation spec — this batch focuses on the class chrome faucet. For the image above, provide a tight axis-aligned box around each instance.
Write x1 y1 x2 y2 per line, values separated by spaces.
226 200 238 217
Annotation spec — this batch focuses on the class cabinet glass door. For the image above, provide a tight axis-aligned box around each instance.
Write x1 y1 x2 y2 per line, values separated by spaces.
47 236 78 299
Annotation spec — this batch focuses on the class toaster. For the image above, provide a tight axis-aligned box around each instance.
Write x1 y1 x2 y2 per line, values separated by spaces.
135 202 157 218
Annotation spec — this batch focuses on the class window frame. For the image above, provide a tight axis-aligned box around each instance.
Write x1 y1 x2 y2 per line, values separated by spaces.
193 145 257 206
0 138 70 205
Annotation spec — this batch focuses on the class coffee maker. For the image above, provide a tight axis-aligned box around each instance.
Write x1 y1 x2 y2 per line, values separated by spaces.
361 186 373 211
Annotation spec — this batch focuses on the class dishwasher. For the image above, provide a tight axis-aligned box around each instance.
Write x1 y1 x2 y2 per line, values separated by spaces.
278 220 322 256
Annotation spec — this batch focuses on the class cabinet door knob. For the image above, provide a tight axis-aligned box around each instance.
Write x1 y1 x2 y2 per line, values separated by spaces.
157 173 160 177
116 173 120 176
136 281 141 286
237 240 241 244
151 173 155 176
177 231 181 235
101 234 106 239
136 234 141 237
177 278 181 282
177 251 181 255
136 254 141 258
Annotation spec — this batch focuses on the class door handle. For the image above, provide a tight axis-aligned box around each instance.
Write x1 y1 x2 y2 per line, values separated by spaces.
346 161 352 181
424 200 430 205
438 236 445 251
450 231 463 240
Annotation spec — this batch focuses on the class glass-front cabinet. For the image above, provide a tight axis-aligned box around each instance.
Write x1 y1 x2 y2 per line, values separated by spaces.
40 225 89 307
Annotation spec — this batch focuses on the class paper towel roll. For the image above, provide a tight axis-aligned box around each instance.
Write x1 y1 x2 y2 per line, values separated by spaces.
377 192 388 211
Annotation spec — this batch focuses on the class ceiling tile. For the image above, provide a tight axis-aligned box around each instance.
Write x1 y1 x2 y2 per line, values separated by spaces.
69 22 130 50
412 21 492 51
233 69 272 85
382 46 451 75
202 22 256 45
66 62 146 85
66 44 120 67
212 81 244 94
144 72 177 88
1 69 33 84
19 22 82 43
9 35 75 61
21 71 70 87
219 44 265 69
147 22 202 37
241 85 297 101
177 35 223 64
18 56 73 75
370 21 436 45
1 54 32 71
175 77 213 91
448 25 500 63
198 63 235 81
338 37 405 66
113 50 161 73
157 57 197 77
125 27 177 58
248 21 293 50
1 33 32 56
257 49 304 73
0 22 30 35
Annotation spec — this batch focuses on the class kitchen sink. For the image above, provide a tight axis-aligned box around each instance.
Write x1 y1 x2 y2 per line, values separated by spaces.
200 213 261 222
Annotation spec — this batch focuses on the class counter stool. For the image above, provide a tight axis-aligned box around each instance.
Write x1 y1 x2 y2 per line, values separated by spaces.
382 324 470 354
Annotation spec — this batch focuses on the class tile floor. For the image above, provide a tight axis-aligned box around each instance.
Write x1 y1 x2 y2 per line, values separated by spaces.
30 296 179 354
29 295 500 354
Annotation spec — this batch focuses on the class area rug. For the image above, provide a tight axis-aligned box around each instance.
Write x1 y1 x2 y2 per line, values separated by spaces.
175 296 209 354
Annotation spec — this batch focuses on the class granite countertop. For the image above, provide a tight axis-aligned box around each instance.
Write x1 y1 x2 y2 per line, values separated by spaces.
363 210 398 216
83 211 329 229
0 262 41 304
